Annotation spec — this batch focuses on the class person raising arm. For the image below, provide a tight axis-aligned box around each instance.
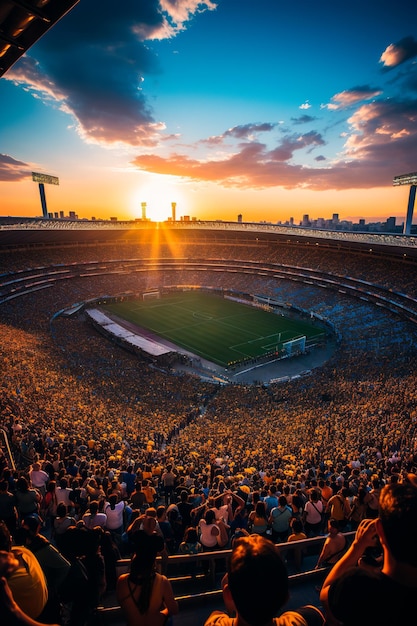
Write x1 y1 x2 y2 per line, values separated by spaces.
320 478 417 626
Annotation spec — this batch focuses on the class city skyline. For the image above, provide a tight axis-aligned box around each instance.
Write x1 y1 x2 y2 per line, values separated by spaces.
34 206 406 231
1 0 417 224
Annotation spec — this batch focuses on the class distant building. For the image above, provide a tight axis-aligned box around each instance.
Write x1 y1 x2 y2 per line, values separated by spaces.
284 213 406 234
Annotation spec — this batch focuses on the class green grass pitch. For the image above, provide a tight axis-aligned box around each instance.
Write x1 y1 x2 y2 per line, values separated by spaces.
103 291 323 367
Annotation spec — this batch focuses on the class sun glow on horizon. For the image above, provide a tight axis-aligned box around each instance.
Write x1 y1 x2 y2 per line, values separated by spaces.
129 176 190 222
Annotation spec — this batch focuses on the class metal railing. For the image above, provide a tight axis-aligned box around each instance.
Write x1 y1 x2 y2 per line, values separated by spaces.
0 428 16 471
97 532 355 621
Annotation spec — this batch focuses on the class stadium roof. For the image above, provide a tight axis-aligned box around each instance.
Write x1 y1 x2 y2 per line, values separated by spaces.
86 309 172 357
0 0 79 78
0 218 417 261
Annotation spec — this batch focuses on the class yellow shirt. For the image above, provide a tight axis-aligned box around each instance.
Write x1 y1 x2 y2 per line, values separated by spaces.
287 531 307 542
142 485 156 503
9 546 48 619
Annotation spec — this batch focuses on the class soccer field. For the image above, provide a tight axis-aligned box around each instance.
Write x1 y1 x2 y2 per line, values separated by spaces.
103 291 323 367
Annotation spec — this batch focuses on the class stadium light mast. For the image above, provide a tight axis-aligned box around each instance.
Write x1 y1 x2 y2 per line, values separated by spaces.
393 171 417 235
32 172 59 218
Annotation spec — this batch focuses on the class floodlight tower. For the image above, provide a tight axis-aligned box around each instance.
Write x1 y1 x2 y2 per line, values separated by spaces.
32 172 59 218
393 171 417 235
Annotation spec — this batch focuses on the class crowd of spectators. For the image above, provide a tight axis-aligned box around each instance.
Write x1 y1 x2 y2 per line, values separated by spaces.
1 238 417 623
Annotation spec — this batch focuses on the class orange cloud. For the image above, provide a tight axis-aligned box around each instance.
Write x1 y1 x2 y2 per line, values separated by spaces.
0 154 31 182
380 36 417 68
323 86 383 110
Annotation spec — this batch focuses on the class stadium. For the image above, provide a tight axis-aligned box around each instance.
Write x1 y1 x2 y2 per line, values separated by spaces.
1 1 417 472
1 216 417 625
2 4 417 623
2 218 417 468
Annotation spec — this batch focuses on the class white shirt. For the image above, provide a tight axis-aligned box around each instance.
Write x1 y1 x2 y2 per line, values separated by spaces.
82 511 107 529
104 500 125 530
55 487 73 508
29 469 49 489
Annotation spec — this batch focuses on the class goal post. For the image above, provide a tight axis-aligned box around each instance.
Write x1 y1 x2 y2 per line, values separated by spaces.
142 291 160 301
282 335 306 357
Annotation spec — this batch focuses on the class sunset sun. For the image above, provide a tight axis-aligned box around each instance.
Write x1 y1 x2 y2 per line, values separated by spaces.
130 176 189 222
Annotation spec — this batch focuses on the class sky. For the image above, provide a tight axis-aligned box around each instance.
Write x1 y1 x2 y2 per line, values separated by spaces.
1 0 417 225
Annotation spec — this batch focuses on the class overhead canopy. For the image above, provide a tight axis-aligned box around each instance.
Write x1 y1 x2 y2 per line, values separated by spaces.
0 0 79 78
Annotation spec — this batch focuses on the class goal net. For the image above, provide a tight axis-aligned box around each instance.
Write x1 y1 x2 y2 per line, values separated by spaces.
142 291 160 301
282 336 306 357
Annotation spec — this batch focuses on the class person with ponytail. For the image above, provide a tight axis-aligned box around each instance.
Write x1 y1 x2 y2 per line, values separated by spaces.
116 544 178 626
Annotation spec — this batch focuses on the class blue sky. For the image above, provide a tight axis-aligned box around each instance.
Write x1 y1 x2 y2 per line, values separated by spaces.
1 0 417 224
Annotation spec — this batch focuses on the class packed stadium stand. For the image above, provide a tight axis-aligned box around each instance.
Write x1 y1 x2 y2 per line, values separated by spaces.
1 219 417 624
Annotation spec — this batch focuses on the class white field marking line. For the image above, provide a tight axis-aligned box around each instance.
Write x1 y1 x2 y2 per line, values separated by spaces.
221 320 291 354
229 329 293 351
192 311 213 320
